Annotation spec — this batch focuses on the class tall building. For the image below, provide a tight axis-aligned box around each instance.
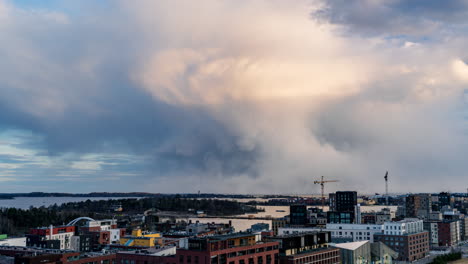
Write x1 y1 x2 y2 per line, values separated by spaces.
374 219 429 262
405 194 431 219
335 192 358 213
438 192 451 208
289 205 307 226
327 191 358 224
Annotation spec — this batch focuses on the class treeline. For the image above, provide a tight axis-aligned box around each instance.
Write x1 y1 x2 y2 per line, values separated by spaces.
429 252 462 264
0 207 88 235
0 192 259 199
0 197 259 235
56 196 260 215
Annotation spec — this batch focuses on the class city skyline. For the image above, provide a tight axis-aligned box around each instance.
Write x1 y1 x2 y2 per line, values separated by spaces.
1 0 468 193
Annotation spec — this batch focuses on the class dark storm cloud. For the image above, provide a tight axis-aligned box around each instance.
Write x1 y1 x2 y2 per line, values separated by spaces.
0 1 258 178
313 0 468 37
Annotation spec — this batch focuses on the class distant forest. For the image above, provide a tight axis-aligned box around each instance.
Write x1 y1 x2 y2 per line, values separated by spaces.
0 192 262 199
0 196 260 235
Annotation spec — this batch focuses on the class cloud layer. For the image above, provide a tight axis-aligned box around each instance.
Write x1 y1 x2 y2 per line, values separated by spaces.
0 0 467 193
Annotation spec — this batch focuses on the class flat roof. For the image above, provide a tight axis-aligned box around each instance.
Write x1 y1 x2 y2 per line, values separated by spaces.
331 241 369 251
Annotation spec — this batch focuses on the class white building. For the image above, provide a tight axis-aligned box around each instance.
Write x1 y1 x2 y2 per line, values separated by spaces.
326 224 383 242
383 218 423 235
278 227 320 236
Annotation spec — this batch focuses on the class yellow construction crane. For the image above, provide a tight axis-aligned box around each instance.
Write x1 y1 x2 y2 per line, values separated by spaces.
314 176 339 210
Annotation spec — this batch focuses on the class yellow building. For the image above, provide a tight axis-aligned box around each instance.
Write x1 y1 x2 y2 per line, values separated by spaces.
120 229 161 247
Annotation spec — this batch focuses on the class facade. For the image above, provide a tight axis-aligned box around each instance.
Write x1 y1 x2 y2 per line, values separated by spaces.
0 246 116 264
423 221 439 247
28 225 76 249
438 192 451 208
289 205 307 226
374 219 429 262
264 231 339 264
178 233 279 264
405 194 431 219
335 192 358 213
278 227 320 236
326 223 383 243
327 212 354 224
272 218 288 236
370 242 398 264
437 221 460 247
70 235 92 252
331 241 371 264
120 229 162 247
327 191 358 224
278 247 340 264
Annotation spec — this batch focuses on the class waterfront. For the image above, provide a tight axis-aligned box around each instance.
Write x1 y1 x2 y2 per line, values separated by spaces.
190 205 398 231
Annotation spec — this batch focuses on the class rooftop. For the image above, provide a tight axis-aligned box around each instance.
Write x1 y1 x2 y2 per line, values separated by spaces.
331 241 369 251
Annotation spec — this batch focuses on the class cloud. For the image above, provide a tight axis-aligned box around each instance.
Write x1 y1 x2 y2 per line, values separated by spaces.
313 0 468 38
0 0 467 193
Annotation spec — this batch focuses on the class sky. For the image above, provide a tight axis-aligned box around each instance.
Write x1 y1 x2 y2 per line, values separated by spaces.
1 0 468 194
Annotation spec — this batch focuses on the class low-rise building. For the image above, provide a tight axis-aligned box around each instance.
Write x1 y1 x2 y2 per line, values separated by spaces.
120 229 162 247
326 223 383 243
264 231 340 264
370 242 398 264
28 225 76 249
374 219 429 262
330 241 371 264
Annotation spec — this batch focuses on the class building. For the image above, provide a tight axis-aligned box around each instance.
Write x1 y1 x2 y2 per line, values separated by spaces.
70 235 93 252
437 220 460 247
120 229 162 247
423 221 439 247
277 227 320 236
0 246 116 264
370 242 398 264
335 192 358 213
307 208 327 227
272 218 288 235
326 223 383 243
438 192 451 208
117 247 177 264
28 225 76 249
330 241 371 264
79 219 118 232
327 212 354 224
264 231 340 264
78 218 125 247
405 194 431 219
290 205 307 226
374 219 429 262
177 233 279 264
327 192 358 224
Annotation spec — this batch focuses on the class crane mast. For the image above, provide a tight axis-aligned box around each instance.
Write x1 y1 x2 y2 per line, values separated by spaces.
384 171 389 206
314 176 339 210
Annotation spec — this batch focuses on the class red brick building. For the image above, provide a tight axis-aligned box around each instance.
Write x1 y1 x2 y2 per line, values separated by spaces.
117 233 279 264
374 231 429 262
